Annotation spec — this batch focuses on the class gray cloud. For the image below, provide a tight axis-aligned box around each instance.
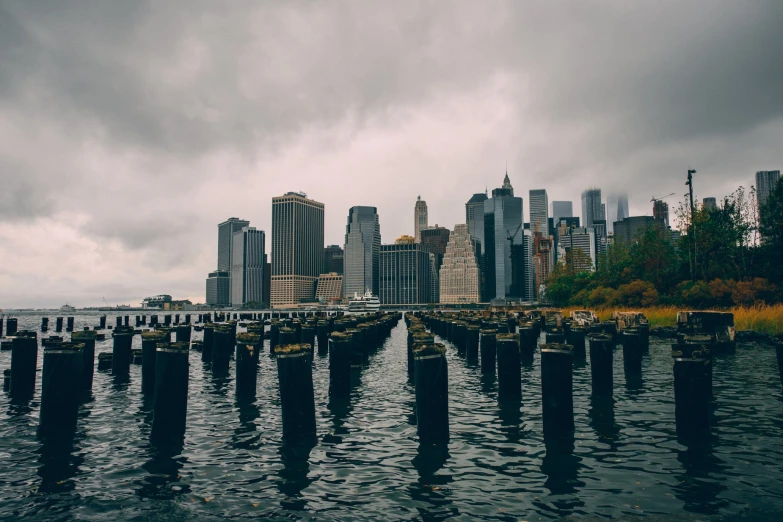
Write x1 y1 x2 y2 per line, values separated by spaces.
1 0 782 307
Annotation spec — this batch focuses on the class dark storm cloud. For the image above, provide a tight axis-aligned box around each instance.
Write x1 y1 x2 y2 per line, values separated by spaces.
1 0 781 307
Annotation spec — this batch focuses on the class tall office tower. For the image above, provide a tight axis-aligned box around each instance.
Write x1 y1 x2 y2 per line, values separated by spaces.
315 273 343 302
702 197 717 211
230 227 266 307
324 245 345 275
379 242 434 305
414 196 428 243
217 217 250 271
271 192 325 306
483 173 524 301
606 193 629 234
466 192 488 253
521 230 535 301
420 225 451 303
343 206 381 298
557 227 597 272
756 170 781 208
653 199 670 228
551 201 573 228
529 189 549 235
206 270 231 307
581 188 603 229
533 231 553 299
439 224 479 304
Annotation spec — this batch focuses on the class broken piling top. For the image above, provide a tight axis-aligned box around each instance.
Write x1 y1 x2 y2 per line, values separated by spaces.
42 336 64 347
71 330 97 341
113 326 135 336
496 333 520 342
544 310 564 326
237 332 261 345
46 341 84 352
570 310 599 326
542 342 573 353
330 331 353 342
413 343 446 357
676 311 735 342
156 341 189 353
141 330 168 341
613 311 649 331
274 343 310 356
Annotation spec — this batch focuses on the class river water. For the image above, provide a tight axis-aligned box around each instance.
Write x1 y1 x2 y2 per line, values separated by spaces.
1 312 782 521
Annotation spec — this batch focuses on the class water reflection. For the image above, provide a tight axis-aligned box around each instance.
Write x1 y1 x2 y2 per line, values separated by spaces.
541 435 584 496
232 398 261 450
672 435 729 515
409 442 455 518
480 373 496 395
136 438 190 500
37 424 84 495
588 395 619 444
277 441 315 511
497 397 522 444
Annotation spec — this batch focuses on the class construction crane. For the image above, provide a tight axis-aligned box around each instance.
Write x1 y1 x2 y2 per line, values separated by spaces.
650 192 675 203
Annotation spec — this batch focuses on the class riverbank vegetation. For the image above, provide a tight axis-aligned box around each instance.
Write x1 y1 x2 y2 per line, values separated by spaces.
547 178 783 315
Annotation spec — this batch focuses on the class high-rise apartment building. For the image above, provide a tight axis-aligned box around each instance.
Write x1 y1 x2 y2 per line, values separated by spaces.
529 189 549 236
324 245 345 275
756 170 781 209
343 206 381 298
315 273 343 302
414 196 428 243
551 201 573 229
483 173 524 301
379 243 434 305
653 199 670 228
271 192 325 306
230 227 266 307
581 188 603 229
439 224 479 304
557 227 596 272
206 270 231 307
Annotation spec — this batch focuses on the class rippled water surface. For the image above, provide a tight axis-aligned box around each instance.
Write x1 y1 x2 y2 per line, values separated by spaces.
2 312 783 521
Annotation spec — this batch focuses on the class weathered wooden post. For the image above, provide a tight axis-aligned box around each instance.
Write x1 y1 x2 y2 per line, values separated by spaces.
541 343 574 437
414 343 449 443
276 343 317 444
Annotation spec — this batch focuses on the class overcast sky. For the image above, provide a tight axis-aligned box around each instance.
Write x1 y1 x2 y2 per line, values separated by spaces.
1 1 782 308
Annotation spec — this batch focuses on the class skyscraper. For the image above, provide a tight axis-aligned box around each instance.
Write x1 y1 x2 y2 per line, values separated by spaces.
271 192 325 306
551 201 573 228
606 193 629 234
557 227 596 272
420 225 451 303
702 197 717 211
653 199 670 228
529 189 549 235
324 245 344 275
414 196 428 243
483 173 524 301
756 170 781 208
230 227 266 307
439 224 479 304
206 270 231 307
466 192 488 253
379 242 434 305
343 206 381 298
581 188 603 228
217 217 250 272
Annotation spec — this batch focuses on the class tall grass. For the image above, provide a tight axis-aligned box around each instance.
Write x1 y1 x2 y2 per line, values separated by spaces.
561 304 783 335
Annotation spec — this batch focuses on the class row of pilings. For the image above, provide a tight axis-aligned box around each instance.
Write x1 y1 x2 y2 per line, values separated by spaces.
2 311 402 448
405 308 777 442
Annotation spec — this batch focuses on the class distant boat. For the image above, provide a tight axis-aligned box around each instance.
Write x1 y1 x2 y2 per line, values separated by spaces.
347 290 380 312
59 304 77 313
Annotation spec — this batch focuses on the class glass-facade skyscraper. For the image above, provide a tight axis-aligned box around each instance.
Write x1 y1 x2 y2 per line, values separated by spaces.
529 189 549 236
343 206 381 298
581 188 603 229
271 192 325 306
483 173 524 301
230 227 266 307
757 170 781 208
379 242 434 305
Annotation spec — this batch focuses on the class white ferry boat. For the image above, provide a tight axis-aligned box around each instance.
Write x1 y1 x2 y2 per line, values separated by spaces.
59 304 77 313
347 290 380 312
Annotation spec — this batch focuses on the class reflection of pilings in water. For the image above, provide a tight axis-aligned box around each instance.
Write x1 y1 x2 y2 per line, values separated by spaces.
277 442 315 511
541 434 584 496
71 330 97 392
542 343 574 437
36 423 83 495
136 439 189 500
40 341 84 435
588 394 619 444
414 343 449 443
589 334 613 398
276 343 316 444
10 331 38 399
151 342 189 445
412 441 450 486
777 342 783 387
672 435 728 514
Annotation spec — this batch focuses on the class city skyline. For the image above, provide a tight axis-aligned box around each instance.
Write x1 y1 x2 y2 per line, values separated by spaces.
2 1 782 308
